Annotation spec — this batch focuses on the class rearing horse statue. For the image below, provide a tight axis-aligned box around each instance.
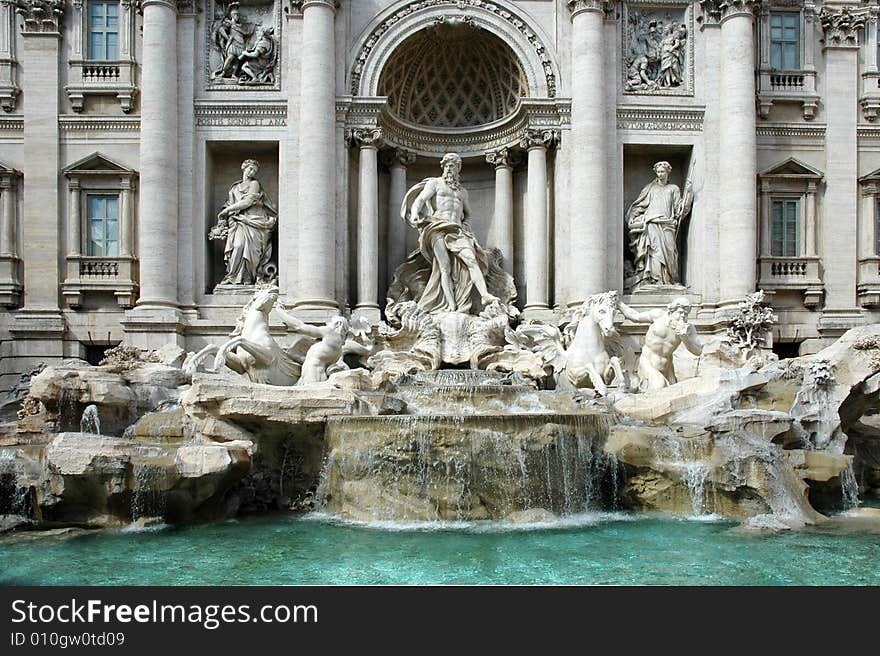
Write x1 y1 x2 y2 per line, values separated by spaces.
510 290 627 395
183 285 302 386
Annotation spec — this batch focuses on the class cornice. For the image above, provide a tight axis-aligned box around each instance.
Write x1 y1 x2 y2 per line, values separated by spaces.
59 116 141 132
757 123 825 138
616 106 704 132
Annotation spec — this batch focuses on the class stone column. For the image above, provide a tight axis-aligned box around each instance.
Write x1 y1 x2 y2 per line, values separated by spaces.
0 175 16 257
176 1 198 310
383 148 415 281
67 180 81 257
711 0 759 303
819 6 865 316
0 0 19 111
18 1 63 311
567 1 607 304
349 128 383 322
120 177 134 258
11 1 65 368
294 0 339 315
0 169 19 308
485 147 518 274
805 181 817 258
136 0 178 308
520 130 558 317
759 180 771 257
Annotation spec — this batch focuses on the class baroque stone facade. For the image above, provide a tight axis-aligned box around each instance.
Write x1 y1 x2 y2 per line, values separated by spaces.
1 0 880 391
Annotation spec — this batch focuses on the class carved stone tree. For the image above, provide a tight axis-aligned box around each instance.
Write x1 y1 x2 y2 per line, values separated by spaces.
724 289 778 355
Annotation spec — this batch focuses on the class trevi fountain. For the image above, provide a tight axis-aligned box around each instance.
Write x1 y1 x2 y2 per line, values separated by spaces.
1 153 879 585
4 0 880 585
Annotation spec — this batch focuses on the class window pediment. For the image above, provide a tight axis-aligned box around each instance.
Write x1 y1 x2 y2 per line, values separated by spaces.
0 160 20 176
759 157 823 180
64 152 136 178
859 167 880 184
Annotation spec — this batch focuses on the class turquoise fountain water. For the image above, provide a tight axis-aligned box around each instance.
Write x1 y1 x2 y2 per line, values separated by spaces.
1 512 879 586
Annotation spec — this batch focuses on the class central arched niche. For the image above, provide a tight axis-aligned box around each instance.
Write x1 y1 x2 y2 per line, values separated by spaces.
378 23 528 129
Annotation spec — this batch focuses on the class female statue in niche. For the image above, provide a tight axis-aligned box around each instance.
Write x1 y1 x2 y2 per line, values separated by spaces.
209 158 278 286
625 160 693 288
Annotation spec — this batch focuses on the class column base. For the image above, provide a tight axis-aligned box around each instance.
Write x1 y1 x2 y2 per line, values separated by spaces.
522 305 555 322
817 308 865 339
8 310 66 377
353 304 381 324
291 298 340 322
0 255 22 307
121 306 187 349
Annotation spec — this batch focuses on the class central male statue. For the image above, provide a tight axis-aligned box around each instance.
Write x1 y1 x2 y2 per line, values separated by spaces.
390 153 513 315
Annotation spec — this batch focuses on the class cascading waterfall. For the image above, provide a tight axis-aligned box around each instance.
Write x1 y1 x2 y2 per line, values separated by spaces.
318 371 618 521
131 463 166 522
840 462 860 510
57 380 81 432
651 434 716 517
321 414 615 521
0 452 34 519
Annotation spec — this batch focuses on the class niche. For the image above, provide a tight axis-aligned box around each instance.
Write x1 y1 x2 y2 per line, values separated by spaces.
205 141 280 293
622 144 693 292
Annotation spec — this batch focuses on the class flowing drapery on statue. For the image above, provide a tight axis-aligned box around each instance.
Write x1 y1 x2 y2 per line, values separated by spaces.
626 160 693 287
386 153 516 316
209 159 277 286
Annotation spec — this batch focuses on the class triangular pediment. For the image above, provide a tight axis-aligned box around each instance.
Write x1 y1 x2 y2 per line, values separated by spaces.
63 152 135 176
860 166 880 183
760 157 823 179
0 160 20 175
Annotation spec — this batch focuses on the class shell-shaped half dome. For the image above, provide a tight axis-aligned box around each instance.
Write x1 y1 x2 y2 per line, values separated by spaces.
378 23 529 129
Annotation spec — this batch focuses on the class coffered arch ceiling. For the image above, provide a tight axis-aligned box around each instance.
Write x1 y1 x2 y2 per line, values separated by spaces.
377 24 529 129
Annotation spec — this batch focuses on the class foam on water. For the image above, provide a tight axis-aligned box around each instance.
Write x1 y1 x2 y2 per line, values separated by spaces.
304 510 637 533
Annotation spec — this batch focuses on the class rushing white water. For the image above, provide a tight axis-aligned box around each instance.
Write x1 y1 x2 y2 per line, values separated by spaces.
840 463 860 510
131 463 165 522
650 434 717 518
320 409 618 521
80 404 101 435
303 509 637 533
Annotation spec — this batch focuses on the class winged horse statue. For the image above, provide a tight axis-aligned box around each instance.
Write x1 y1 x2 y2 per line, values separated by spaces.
183 285 372 386
508 290 628 395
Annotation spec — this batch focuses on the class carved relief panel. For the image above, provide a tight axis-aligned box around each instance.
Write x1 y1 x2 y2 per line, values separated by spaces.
622 2 693 96
206 0 281 91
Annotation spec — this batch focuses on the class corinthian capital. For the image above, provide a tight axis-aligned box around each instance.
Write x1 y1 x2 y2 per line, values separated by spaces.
820 6 868 48
485 148 521 169
289 0 339 14
381 148 416 168
519 129 560 151
698 0 760 25
14 0 65 33
346 128 384 149
567 0 615 20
